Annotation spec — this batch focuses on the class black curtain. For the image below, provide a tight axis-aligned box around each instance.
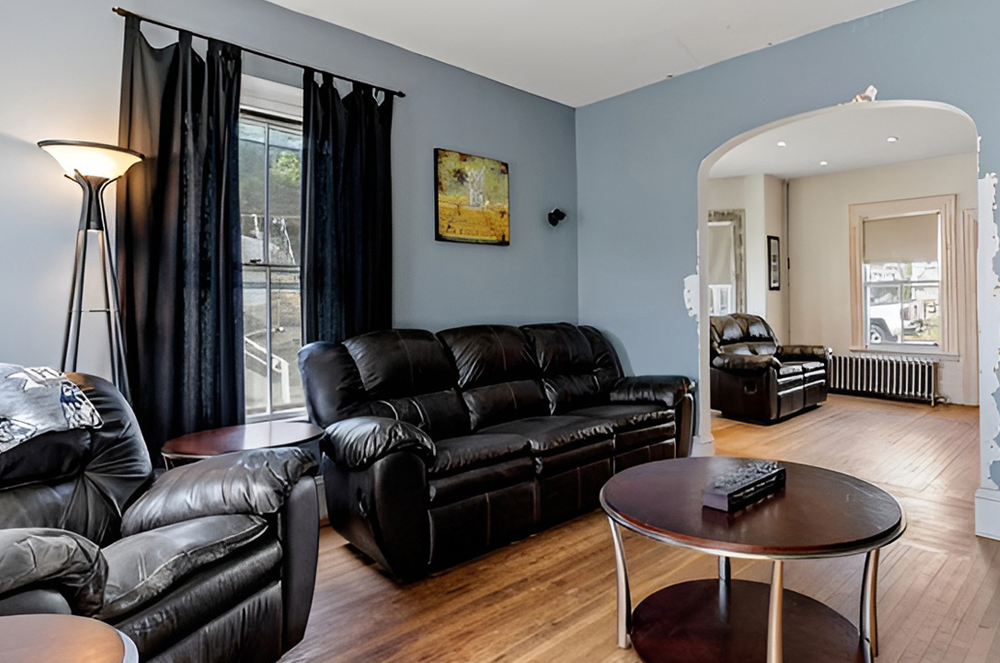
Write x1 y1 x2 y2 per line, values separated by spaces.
117 17 244 460
301 70 394 344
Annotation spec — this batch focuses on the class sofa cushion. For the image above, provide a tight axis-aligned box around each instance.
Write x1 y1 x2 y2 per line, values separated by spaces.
539 374 602 414
569 403 674 433
778 364 805 376
430 434 529 476
461 380 551 430
100 514 267 620
522 323 595 375
364 389 471 440
344 329 458 398
438 325 538 389
579 326 624 391
481 416 613 455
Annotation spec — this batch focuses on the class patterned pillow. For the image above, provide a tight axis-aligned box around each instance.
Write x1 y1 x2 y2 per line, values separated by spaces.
0 364 102 453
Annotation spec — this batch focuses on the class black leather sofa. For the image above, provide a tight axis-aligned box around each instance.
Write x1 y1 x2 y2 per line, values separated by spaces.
299 322 695 580
710 313 831 423
0 373 318 663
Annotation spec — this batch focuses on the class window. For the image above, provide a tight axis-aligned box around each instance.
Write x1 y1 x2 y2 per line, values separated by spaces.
862 214 941 346
238 111 305 418
849 195 959 354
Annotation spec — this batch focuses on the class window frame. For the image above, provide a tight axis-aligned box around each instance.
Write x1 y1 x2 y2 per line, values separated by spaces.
239 105 306 422
849 194 959 356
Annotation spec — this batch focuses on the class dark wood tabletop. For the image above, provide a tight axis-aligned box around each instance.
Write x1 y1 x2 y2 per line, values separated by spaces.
161 420 324 460
0 614 132 662
601 456 904 558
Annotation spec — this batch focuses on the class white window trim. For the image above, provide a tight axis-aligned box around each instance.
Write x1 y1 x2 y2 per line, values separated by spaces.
849 194 960 355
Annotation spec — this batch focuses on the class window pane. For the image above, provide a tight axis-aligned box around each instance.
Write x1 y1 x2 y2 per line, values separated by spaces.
242 268 269 416
867 285 901 345
268 127 302 266
902 285 940 345
239 122 266 265
270 271 304 411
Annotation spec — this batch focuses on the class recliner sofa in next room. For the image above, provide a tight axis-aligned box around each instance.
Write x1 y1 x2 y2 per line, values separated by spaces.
299 322 696 581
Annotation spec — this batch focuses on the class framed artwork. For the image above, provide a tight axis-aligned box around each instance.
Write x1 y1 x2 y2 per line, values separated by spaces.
435 148 510 245
767 235 781 291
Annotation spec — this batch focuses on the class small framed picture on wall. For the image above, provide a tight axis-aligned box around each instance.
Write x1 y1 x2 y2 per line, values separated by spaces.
767 235 780 291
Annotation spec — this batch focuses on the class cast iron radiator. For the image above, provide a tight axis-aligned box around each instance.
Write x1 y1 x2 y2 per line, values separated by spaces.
828 354 939 405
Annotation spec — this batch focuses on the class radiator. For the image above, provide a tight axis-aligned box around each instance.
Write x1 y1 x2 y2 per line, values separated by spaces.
828 354 939 405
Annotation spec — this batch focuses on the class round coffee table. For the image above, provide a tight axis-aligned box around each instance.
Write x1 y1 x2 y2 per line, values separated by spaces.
600 456 905 663
161 420 323 468
0 614 139 662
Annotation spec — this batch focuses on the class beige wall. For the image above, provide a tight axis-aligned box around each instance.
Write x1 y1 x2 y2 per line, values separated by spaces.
706 175 789 339
787 153 979 404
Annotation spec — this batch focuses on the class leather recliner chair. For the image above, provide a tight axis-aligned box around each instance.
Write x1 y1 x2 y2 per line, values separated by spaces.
710 313 831 423
0 373 318 663
299 322 696 581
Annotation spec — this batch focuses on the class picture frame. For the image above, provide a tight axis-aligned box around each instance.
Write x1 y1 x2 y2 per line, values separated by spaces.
434 148 510 245
767 235 781 291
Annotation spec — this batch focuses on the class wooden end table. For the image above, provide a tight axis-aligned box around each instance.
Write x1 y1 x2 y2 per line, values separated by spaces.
0 614 139 663
161 420 324 469
601 456 905 663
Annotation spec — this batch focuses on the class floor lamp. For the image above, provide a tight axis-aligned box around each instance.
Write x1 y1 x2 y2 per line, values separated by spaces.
38 140 143 400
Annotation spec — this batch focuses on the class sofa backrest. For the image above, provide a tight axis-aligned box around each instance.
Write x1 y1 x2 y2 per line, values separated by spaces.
709 313 779 358
436 325 550 430
300 323 628 434
299 329 472 439
521 323 624 414
0 373 154 546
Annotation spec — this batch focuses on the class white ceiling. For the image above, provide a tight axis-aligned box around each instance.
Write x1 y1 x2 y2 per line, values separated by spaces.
268 0 916 107
709 101 978 180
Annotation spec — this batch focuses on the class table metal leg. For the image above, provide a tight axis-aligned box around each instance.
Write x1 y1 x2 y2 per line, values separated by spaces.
767 560 784 663
608 517 632 649
861 548 880 658
719 556 731 582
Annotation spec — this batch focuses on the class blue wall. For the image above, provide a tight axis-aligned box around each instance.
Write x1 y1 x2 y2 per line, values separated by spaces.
577 0 999 378
0 0 578 374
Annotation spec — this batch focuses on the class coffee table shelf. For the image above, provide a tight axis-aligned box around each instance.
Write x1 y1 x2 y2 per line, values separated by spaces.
632 579 865 663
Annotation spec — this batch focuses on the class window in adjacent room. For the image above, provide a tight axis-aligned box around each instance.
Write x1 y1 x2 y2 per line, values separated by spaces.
849 195 959 354
239 76 305 418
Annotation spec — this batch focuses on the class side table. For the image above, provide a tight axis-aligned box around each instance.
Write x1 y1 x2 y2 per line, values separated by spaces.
161 420 324 469
0 614 139 663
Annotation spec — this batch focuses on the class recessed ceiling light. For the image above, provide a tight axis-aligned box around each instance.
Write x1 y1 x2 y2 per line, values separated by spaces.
777 141 787 147
887 136 899 143
820 161 829 167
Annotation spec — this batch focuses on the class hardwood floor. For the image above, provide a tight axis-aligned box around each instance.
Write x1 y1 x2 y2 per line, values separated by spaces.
282 395 1000 662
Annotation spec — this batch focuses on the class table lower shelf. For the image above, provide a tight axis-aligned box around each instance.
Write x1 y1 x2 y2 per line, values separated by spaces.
631 579 866 663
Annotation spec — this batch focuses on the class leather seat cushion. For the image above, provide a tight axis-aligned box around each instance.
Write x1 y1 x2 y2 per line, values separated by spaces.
787 360 826 372
778 364 804 376
481 416 613 455
114 540 281 658
430 434 529 477
100 514 267 619
568 403 674 433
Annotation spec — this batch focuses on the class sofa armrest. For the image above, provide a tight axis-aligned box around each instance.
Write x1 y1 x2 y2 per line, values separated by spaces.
609 375 692 408
279 476 319 650
0 528 107 616
777 345 832 362
120 448 315 536
323 417 436 471
712 354 781 373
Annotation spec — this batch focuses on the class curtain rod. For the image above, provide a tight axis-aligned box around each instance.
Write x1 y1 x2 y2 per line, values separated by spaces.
112 6 406 98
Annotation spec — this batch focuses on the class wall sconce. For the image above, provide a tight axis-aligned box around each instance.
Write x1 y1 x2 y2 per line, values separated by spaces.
38 139 144 398
547 208 567 227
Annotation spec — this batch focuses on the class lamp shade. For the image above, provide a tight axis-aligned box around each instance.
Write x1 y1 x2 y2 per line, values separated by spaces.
38 140 143 180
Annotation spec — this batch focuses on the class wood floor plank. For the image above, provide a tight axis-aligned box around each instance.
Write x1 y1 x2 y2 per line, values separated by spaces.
282 395 1000 662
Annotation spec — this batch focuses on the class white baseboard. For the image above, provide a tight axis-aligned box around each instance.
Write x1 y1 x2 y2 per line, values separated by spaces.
975 488 1000 541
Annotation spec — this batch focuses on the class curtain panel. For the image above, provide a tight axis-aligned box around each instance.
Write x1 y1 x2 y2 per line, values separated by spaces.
117 18 244 460
301 70 394 344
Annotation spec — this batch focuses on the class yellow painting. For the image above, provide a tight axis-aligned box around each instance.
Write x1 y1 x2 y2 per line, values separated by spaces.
435 149 510 245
